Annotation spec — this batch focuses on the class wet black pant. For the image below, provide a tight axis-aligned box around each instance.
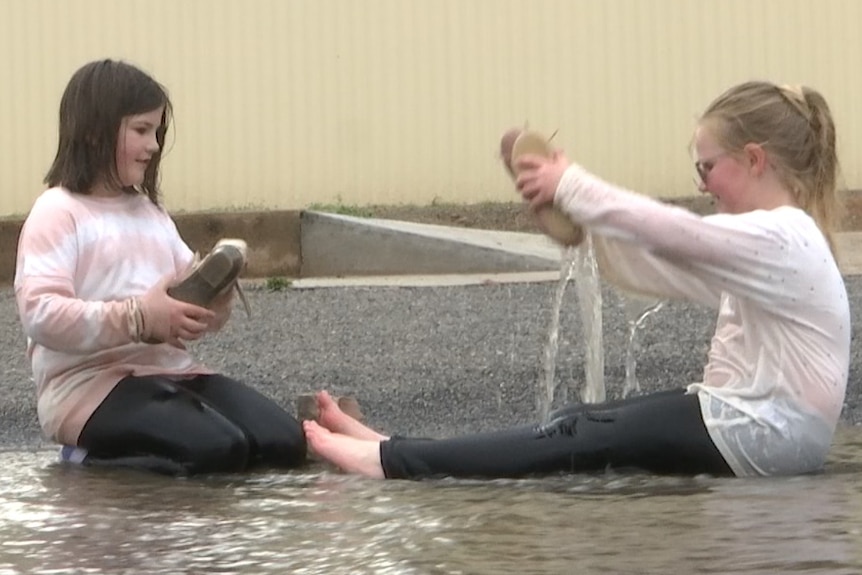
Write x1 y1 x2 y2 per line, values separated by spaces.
77 374 306 476
380 389 733 479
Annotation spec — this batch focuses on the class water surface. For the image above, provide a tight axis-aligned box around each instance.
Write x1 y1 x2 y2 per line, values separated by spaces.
1 427 861 575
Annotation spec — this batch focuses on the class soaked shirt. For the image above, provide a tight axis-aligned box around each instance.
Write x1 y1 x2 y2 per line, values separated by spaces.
14 188 212 445
555 165 850 476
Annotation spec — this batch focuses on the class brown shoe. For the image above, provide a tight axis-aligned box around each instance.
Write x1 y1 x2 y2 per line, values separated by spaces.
296 394 319 422
502 129 584 247
169 239 248 310
337 396 364 422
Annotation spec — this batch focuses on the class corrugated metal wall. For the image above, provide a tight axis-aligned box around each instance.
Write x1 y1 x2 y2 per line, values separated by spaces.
1 0 860 217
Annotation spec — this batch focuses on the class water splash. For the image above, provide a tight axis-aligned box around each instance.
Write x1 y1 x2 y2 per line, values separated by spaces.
575 234 605 405
621 296 665 398
536 249 578 423
537 234 605 423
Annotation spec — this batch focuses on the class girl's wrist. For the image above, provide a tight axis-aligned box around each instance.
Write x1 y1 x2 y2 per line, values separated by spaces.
127 296 146 342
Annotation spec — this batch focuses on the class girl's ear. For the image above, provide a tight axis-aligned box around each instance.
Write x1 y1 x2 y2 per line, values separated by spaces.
743 143 768 177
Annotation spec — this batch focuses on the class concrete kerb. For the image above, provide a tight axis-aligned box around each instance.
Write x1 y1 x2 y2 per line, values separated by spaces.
298 211 564 280
290 212 862 288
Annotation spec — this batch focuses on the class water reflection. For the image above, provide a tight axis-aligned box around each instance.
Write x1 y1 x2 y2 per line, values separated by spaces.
1 427 861 574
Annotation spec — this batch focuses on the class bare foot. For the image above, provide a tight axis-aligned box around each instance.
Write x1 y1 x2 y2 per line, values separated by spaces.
303 420 385 479
316 391 388 441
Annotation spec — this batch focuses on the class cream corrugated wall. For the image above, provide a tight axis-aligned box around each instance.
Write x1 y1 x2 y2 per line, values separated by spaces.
1 0 860 217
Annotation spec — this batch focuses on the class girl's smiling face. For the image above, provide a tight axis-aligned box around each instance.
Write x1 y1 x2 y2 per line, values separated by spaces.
115 107 164 190
692 124 754 214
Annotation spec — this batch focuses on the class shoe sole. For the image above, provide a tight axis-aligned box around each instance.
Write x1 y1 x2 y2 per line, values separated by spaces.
168 245 246 307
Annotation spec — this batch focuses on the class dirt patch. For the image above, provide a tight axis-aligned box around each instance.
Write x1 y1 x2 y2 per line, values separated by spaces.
365 191 862 233
368 202 539 233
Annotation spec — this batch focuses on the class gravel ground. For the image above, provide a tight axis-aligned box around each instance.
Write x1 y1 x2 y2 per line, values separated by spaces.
2 277 861 450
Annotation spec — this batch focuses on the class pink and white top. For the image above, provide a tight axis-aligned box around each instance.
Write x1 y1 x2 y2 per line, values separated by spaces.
14 187 213 445
555 165 850 476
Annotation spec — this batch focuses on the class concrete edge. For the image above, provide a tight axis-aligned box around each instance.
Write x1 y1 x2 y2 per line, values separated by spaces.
299 211 561 278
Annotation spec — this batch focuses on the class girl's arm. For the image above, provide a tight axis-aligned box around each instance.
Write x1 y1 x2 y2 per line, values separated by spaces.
555 165 794 307
16 275 139 352
14 199 140 352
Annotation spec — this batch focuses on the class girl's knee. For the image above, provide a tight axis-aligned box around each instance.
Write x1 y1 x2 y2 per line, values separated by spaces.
188 426 251 474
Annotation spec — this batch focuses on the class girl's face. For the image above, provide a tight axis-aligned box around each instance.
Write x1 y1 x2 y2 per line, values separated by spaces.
692 125 753 214
115 106 164 189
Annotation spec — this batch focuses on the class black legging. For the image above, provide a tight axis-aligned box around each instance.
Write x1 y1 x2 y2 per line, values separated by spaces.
77 374 306 475
380 389 733 479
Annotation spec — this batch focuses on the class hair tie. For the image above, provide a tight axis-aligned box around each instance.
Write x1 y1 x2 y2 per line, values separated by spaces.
778 84 812 123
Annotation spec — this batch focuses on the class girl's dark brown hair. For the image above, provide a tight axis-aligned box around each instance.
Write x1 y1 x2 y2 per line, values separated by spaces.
44 59 172 205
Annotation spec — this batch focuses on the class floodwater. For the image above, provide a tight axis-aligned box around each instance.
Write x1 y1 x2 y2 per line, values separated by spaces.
1 429 861 575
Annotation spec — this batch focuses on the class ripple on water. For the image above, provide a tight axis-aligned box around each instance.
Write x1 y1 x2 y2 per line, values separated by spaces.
0 428 861 574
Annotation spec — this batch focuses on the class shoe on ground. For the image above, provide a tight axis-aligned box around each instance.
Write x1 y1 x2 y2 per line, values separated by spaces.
296 394 364 422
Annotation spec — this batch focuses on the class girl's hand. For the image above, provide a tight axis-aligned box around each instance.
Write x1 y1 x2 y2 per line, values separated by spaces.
515 151 570 209
138 276 215 348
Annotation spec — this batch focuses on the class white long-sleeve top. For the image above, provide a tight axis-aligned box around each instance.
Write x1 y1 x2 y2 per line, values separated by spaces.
14 188 213 446
555 165 850 476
